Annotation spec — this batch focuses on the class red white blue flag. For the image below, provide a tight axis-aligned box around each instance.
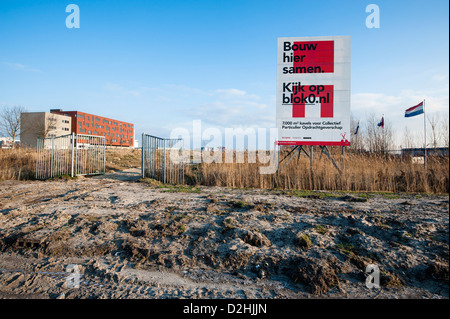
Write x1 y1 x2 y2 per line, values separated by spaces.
405 101 424 118
377 116 384 128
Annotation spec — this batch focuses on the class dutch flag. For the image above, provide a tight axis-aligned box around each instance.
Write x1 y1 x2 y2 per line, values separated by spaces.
405 101 424 118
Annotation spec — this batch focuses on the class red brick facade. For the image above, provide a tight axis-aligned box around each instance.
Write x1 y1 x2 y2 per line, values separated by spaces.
51 110 134 147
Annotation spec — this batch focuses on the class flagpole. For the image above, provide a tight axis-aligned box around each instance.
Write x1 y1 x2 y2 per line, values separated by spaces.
424 99 427 170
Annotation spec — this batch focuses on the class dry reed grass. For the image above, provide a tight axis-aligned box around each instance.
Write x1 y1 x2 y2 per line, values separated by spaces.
187 149 449 194
1 147 448 194
105 148 141 171
0 148 36 181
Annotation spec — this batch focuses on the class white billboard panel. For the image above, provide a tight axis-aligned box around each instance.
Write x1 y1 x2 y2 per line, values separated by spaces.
276 36 351 146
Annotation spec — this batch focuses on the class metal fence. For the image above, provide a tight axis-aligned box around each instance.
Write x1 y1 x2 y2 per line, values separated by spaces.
36 133 105 179
141 133 184 184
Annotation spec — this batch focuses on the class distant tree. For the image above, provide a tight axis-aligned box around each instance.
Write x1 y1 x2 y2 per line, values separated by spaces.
0 105 27 148
439 112 449 148
350 115 365 151
402 126 415 149
427 113 440 149
365 112 394 153
35 113 58 138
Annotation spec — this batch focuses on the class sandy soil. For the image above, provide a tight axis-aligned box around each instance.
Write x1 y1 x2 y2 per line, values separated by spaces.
0 169 448 299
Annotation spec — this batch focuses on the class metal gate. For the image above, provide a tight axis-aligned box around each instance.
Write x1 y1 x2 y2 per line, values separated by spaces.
36 133 105 179
141 133 184 184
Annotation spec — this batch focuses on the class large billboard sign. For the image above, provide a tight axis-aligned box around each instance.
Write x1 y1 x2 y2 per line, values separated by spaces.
276 36 351 146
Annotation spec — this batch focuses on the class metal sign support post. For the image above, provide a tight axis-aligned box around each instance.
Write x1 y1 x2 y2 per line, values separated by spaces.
310 146 314 189
319 145 342 174
423 99 427 170
277 144 343 177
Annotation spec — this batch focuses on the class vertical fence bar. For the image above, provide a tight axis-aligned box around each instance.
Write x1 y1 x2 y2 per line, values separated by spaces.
157 138 160 181
142 133 145 178
181 138 185 184
75 135 77 176
149 136 152 178
163 139 166 184
50 137 54 178
57 137 60 176
102 137 104 173
36 138 40 179
71 133 75 177
168 140 171 183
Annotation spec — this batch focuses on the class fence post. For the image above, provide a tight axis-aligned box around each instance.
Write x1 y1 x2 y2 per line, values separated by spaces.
71 133 75 177
87 138 90 175
103 137 106 174
181 139 184 184
163 139 166 184
50 137 54 178
35 138 39 179
36 138 39 179
141 133 145 178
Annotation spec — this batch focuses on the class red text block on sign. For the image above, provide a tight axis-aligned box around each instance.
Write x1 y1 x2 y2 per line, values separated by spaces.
292 85 334 118
293 41 334 73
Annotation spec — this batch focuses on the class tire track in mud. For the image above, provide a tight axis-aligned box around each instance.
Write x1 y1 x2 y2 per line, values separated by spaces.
0 258 283 299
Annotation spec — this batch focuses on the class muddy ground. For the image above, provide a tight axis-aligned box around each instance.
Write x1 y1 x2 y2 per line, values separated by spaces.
0 169 448 299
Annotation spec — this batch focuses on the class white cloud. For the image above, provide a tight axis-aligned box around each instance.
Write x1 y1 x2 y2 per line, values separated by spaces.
102 82 274 131
181 88 273 129
216 88 246 96
103 82 142 97
5 62 41 72
352 84 449 118
432 74 448 82
215 88 260 100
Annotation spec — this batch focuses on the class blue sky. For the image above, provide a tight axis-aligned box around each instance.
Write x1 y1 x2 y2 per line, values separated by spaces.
1 0 448 148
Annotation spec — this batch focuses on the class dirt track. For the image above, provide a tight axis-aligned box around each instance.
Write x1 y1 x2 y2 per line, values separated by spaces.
0 169 448 299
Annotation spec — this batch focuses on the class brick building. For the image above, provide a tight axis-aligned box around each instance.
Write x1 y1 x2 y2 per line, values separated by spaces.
50 109 135 147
